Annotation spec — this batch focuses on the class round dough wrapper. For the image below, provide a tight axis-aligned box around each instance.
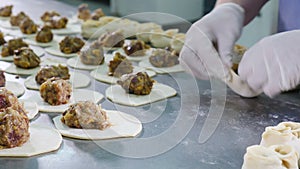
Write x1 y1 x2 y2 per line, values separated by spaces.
29 89 104 113
138 59 184 74
106 83 177 107
51 25 81 35
24 37 57 48
0 124 62 157
24 71 90 90
23 101 39 120
67 57 102 70
0 46 44 62
53 110 142 140
5 81 25 97
45 45 78 58
90 66 156 84
112 49 152 62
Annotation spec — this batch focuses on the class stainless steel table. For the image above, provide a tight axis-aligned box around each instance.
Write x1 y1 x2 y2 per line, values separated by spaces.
1 1 300 169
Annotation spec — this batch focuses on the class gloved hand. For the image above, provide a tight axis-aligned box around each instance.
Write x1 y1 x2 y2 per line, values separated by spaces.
238 30 300 97
179 3 245 80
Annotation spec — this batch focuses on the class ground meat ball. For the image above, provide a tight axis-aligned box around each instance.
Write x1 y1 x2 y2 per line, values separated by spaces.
0 88 27 116
13 47 40 69
77 4 91 21
44 16 68 29
0 5 12 17
40 11 60 22
35 64 70 85
0 71 5 87
98 30 124 48
10 12 29 26
35 26 53 43
61 101 110 130
232 44 247 73
117 72 154 95
91 8 105 20
0 108 29 149
59 36 85 54
122 40 150 57
0 32 6 46
40 78 72 106
108 52 133 77
149 49 179 68
19 17 38 34
79 40 104 65
1 38 28 57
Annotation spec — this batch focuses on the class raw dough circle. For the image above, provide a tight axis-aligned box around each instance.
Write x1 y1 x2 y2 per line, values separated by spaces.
29 89 104 113
90 66 156 84
0 46 44 62
24 71 91 90
106 83 177 106
0 124 62 157
45 45 78 58
5 81 25 97
53 110 142 140
138 59 184 74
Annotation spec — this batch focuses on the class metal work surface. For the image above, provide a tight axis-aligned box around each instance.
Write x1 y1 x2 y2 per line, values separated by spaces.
1 1 300 169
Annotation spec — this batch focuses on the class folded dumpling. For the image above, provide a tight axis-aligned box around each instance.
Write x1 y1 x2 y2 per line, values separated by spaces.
260 122 300 155
242 145 299 169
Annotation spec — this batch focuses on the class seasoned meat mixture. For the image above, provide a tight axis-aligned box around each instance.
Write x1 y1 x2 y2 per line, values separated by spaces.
61 101 110 130
36 26 53 43
13 47 40 69
0 31 6 46
79 40 104 65
44 16 68 29
19 17 38 34
59 36 85 54
149 49 179 67
35 64 70 85
0 71 5 87
108 52 133 77
77 4 91 21
40 11 60 22
10 12 29 26
40 78 72 106
117 72 154 95
91 8 105 20
122 40 150 56
1 38 28 57
0 108 29 149
0 88 28 116
98 30 124 48
232 44 247 73
0 5 12 17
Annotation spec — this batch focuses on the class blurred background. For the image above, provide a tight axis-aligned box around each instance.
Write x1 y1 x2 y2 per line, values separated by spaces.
58 0 279 48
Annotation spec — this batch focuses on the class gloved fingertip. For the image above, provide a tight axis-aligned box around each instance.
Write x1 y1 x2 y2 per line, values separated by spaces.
220 52 233 68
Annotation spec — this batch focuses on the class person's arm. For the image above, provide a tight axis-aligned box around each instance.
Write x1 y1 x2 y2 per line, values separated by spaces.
215 0 269 25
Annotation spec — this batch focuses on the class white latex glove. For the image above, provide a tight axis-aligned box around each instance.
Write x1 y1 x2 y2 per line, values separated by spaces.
179 3 245 80
238 30 300 97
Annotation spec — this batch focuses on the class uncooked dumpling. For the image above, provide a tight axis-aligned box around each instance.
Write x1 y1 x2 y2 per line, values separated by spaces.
242 145 299 169
260 122 300 155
